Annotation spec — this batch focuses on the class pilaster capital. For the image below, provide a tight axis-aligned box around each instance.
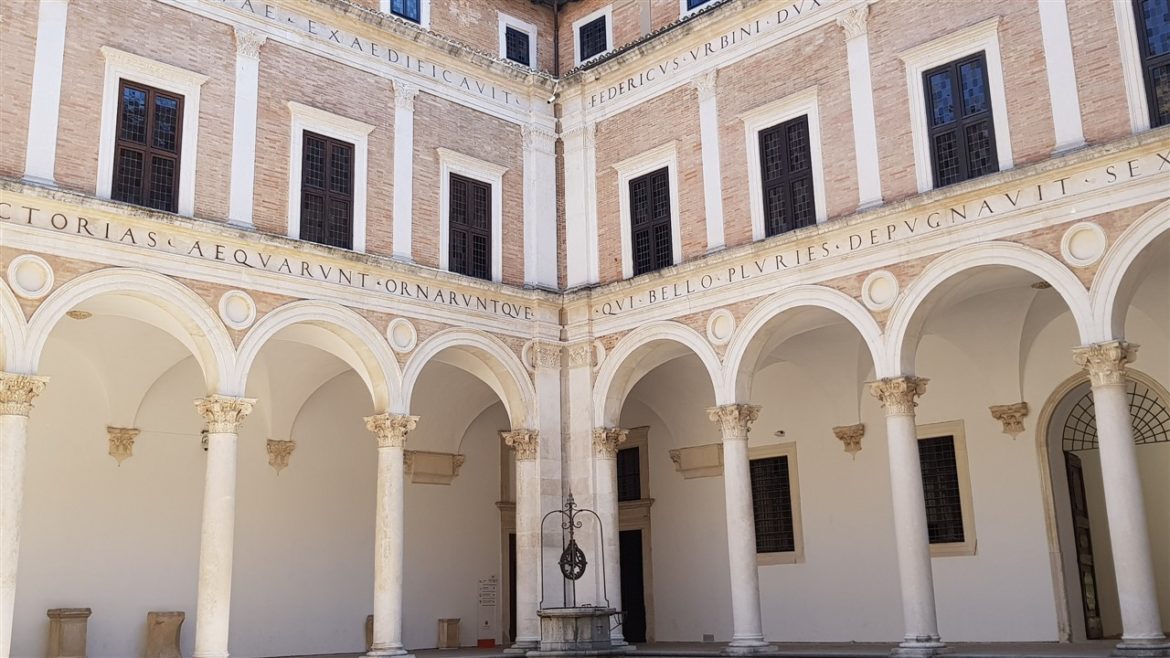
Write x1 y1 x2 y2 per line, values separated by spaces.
394 81 420 112
691 69 718 102
365 413 418 448
989 402 1029 439
0 373 49 416
195 395 256 433
503 428 539 461
867 377 928 416
530 341 563 370
522 124 558 153
567 342 595 369
592 427 629 459
234 27 267 58
707 403 760 441
562 121 596 148
1073 341 1138 387
107 426 140 465
832 423 865 459
836 4 869 40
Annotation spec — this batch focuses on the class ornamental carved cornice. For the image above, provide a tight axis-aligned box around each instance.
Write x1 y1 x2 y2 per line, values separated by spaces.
503 428 539 461
867 377 928 416
195 396 255 433
394 81 420 111
531 341 563 370
0 373 49 416
836 4 869 40
234 27 267 58
266 439 296 474
989 402 1029 439
692 69 718 102
1073 341 1138 387
365 413 418 449
592 427 628 459
832 423 864 459
707 403 760 441
107 426 140 465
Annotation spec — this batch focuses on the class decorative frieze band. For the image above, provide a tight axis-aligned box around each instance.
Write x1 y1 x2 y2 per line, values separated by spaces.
503 428 539 461
195 395 255 434
0 373 49 417
1073 341 1138 387
365 413 418 449
707 403 760 441
988 402 1029 438
868 377 928 416
592 427 629 459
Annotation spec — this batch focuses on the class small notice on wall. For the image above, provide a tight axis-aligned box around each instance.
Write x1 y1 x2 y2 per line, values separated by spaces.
477 576 498 648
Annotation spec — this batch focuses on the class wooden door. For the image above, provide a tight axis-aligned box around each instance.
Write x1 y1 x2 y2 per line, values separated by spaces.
619 530 647 643
1065 452 1103 639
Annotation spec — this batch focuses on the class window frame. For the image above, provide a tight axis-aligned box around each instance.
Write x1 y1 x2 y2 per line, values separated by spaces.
299 130 356 250
573 5 614 67
111 80 185 214
742 87 827 242
437 148 507 283
916 420 977 558
1131 0 1170 128
748 441 804 566
922 51 999 189
97 47 207 217
447 173 493 280
380 0 431 28
614 142 682 279
899 17 1013 193
498 12 538 68
286 102 373 253
1118 0 1157 132
680 0 717 19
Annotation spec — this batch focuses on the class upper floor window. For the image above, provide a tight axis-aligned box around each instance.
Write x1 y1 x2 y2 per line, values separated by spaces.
684 0 715 12
112 80 183 213
386 0 421 23
629 168 673 276
448 173 493 281
574 7 613 65
759 115 815 237
923 52 998 188
1134 0 1170 127
499 13 537 68
299 131 354 250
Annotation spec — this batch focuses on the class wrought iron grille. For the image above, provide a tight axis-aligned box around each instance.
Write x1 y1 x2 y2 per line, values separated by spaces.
1063 380 1170 452
616 447 641 502
579 15 608 61
918 436 965 544
505 26 531 66
449 174 492 280
750 456 795 553
630 167 672 275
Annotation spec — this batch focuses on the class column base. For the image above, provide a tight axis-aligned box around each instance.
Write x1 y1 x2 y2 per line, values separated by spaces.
720 640 777 656
1112 638 1170 658
504 639 540 654
364 651 414 658
891 639 947 658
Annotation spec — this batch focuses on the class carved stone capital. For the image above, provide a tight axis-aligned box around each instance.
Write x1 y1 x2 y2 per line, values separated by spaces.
989 402 1029 439
522 124 557 152
563 121 596 147
707 404 761 441
836 4 869 40
531 342 562 370
194 396 255 434
832 423 865 459
234 27 267 58
503 428 539 461
692 69 718 102
394 81 419 111
868 377 928 416
107 426 140 465
365 413 418 449
1073 341 1138 387
266 439 296 474
0 373 48 416
567 342 594 369
592 427 629 459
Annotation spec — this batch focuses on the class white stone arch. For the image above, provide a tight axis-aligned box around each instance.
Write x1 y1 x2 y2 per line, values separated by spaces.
886 242 1093 376
401 328 536 429
723 285 884 401
232 299 402 410
24 268 234 392
0 279 27 373
1090 199 1170 342
593 321 724 428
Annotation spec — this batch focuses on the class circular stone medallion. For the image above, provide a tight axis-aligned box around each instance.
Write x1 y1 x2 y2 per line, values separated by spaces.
387 318 417 353
7 255 55 299
1060 222 1107 268
218 290 257 330
861 270 899 312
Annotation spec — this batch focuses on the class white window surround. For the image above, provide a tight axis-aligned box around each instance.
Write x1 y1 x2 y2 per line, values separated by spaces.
379 0 431 29
285 101 374 253
437 147 507 283
741 86 828 242
680 0 717 19
498 12 538 68
573 4 614 67
748 441 804 566
917 420 977 558
900 17 1013 194
1114 0 1152 133
614 142 682 280
96 46 208 217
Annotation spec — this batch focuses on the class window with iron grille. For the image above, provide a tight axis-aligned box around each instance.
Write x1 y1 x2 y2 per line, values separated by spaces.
505 26 531 66
300 131 355 250
923 52 998 188
579 15 608 62
1135 0 1170 127
758 115 815 237
388 0 421 23
449 173 492 280
687 0 714 10
750 456 795 553
112 80 183 213
616 447 641 502
629 167 673 276
918 436 965 544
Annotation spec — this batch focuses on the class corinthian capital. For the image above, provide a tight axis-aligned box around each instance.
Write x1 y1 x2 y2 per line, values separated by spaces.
1073 341 1138 387
234 27 267 58
832 423 865 459
0 373 49 416
107 426 140 465
365 413 418 448
707 403 761 441
394 81 419 111
195 395 256 433
592 427 629 459
692 70 718 102
503 429 539 461
836 4 869 40
868 377 928 416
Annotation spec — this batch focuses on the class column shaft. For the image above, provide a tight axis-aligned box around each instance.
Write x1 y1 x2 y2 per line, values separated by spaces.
505 429 541 651
593 428 627 643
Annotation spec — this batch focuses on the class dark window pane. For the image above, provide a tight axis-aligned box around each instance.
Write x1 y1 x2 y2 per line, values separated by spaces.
1137 0 1170 126
302 193 325 243
687 0 713 9
791 178 813 229
616 447 641 502
964 120 996 177
448 174 492 280
390 0 420 22
750 456 795 553
329 143 352 195
300 131 353 250
505 26 530 66
113 80 185 213
579 16 608 61
629 168 672 275
1139 0 1170 56
918 436 965 544
928 71 955 127
759 115 815 238
959 59 988 116
760 128 785 180
149 156 177 212
786 120 809 172
1152 62 1170 126
932 130 961 186
763 184 786 236
152 95 179 152
119 86 147 143
113 148 144 206
304 135 326 189
924 53 998 187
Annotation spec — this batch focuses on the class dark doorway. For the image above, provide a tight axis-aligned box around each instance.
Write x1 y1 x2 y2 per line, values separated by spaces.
1065 452 1103 639
508 532 517 643
619 529 647 643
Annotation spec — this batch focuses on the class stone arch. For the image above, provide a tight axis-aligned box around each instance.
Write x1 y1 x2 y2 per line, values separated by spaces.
1090 199 1170 342
0 280 27 373
722 285 884 400
885 242 1093 375
401 328 536 429
24 268 234 392
593 321 723 428
232 299 402 410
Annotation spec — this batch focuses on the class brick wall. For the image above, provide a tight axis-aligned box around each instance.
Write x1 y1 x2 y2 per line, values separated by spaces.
558 0 645 72
430 0 556 73
0 0 39 178
1066 0 1132 145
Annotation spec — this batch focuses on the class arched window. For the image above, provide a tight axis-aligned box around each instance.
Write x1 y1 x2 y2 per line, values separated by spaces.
1062 379 1170 452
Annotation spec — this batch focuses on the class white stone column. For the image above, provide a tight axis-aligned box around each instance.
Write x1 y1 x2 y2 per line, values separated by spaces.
592 427 627 644
364 413 418 657
562 119 598 287
193 395 255 658
391 82 419 262
692 71 725 253
522 123 559 289
1038 0 1086 153
707 404 772 654
23 0 69 184
227 28 266 225
1073 342 1169 655
868 377 944 655
0 373 48 658
504 429 541 651
837 4 883 209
